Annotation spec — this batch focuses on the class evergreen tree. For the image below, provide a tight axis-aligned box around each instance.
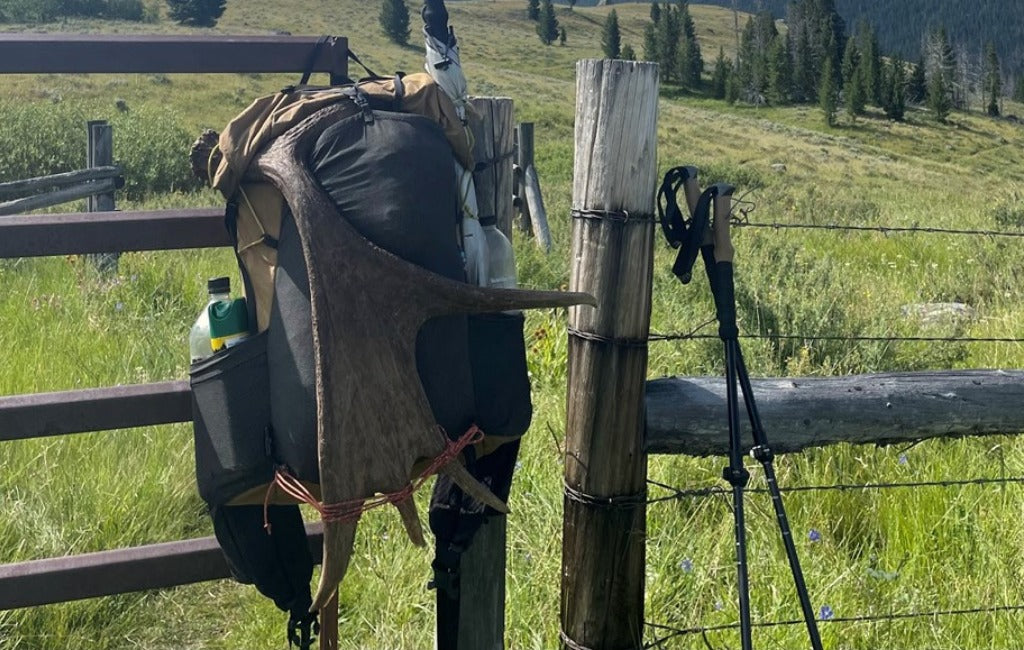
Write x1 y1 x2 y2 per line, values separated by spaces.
736 11 777 103
537 0 559 46
621 43 636 61
527 0 539 21
559 26 567 47
602 9 622 60
650 1 661 24
1014 75 1024 103
677 2 703 89
725 65 741 104
712 46 730 99
166 0 225 27
568 0 576 9
656 4 681 82
841 37 865 118
857 21 883 106
884 56 907 121
819 54 838 126
984 41 1002 117
766 35 792 105
927 67 951 122
642 23 659 63
907 57 927 104
378 0 410 45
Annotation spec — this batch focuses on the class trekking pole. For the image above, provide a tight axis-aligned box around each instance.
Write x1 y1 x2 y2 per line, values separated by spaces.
703 186 824 650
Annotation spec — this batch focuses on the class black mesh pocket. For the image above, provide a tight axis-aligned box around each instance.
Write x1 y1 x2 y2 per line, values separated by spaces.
190 332 273 506
467 312 532 438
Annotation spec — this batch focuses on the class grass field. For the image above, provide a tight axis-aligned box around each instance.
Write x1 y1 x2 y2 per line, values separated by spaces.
2 1 1024 648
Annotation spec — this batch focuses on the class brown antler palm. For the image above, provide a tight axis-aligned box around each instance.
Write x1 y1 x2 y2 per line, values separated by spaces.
253 104 595 610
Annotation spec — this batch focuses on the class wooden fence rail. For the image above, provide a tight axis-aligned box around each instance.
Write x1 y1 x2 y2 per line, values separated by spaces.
0 165 122 199
646 370 1024 456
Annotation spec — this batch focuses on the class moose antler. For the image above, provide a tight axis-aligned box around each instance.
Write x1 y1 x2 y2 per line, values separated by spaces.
253 104 596 610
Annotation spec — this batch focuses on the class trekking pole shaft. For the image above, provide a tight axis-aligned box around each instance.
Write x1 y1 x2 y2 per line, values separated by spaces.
734 348 823 650
725 339 753 650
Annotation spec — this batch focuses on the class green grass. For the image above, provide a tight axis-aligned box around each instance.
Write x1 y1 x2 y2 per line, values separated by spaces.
3 1 1024 648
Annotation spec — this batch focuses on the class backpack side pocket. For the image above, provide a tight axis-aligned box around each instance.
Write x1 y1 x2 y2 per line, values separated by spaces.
190 332 273 506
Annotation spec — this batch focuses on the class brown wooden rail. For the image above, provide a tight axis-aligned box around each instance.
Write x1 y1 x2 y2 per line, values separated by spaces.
0 34 348 80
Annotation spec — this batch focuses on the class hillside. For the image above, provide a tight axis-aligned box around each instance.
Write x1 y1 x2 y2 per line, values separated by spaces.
2 2 1024 649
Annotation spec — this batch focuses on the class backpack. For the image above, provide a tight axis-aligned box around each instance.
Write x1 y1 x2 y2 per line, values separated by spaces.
188 68 532 647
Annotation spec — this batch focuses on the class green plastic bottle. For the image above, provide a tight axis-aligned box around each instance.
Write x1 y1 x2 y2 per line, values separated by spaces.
208 297 249 353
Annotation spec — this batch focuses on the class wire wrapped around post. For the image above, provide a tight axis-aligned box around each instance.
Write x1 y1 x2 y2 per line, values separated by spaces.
561 59 659 650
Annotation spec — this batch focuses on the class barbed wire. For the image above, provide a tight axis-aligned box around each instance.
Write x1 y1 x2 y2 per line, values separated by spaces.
648 330 1024 345
643 604 1024 648
731 219 1024 239
645 476 1024 505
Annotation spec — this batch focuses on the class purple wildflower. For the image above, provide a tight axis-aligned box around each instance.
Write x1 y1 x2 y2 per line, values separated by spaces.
819 605 834 621
679 558 694 573
808 529 821 543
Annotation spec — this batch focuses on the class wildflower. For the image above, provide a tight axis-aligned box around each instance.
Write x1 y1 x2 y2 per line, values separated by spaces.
115 302 124 312
808 529 821 543
819 605 834 621
679 558 694 574
714 600 724 611
898 453 909 465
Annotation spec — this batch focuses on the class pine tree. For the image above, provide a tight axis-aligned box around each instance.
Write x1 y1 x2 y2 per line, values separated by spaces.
927 68 951 122
650 1 661 24
984 42 1002 117
166 0 226 27
559 26 567 47
378 0 410 45
884 56 907 121
907 57 927 104
819 55 838 126
857 21 882 106
527 0 539 21
602 9 622 60
677 2 703 89
767 36 792 105
1014 75 1024 103
841 37 865 118
656 4 681 82
642 23 659 63
712 46 730 99
621 43 636 61
537 0 559 46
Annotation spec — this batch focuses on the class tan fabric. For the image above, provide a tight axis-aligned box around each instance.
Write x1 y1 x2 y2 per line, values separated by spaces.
210 73 474 333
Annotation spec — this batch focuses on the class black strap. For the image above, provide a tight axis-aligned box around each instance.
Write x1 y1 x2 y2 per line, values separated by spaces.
347 47 384 80
671 186 717 285
657 166 694 248
299 35 330 86
224 197 259 331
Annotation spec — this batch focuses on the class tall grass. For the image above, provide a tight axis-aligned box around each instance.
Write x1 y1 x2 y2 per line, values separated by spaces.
2 1 1024 648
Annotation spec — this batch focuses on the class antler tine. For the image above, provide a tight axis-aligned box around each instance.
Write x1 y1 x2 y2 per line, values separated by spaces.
440 460 510 514
311 521 357 612
395 498 427 547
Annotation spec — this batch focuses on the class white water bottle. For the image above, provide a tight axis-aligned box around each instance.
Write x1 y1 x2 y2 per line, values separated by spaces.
479 216 517 289
189 276 231 363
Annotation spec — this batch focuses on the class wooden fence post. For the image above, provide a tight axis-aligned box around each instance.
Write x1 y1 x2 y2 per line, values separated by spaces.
514 123 551 252
431 96 516 650
470 98 515 237
561 59 659 650
87 120 119 273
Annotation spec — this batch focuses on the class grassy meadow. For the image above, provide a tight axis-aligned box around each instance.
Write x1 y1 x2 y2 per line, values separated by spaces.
2 1 1024 648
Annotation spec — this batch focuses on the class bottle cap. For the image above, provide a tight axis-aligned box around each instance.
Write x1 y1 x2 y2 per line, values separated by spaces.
479 215 497 227
207 276 230 294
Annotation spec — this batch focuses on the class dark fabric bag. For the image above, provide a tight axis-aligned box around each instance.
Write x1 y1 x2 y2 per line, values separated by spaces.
189 332 274 506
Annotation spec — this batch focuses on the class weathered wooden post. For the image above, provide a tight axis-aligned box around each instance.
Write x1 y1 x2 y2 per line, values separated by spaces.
87 120 119 273
514 123 551 251
561 59 659 650
470 98 516 236
431 96 516 650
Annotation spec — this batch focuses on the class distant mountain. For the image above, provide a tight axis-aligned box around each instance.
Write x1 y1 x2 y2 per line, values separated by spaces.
561 1 1022 79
